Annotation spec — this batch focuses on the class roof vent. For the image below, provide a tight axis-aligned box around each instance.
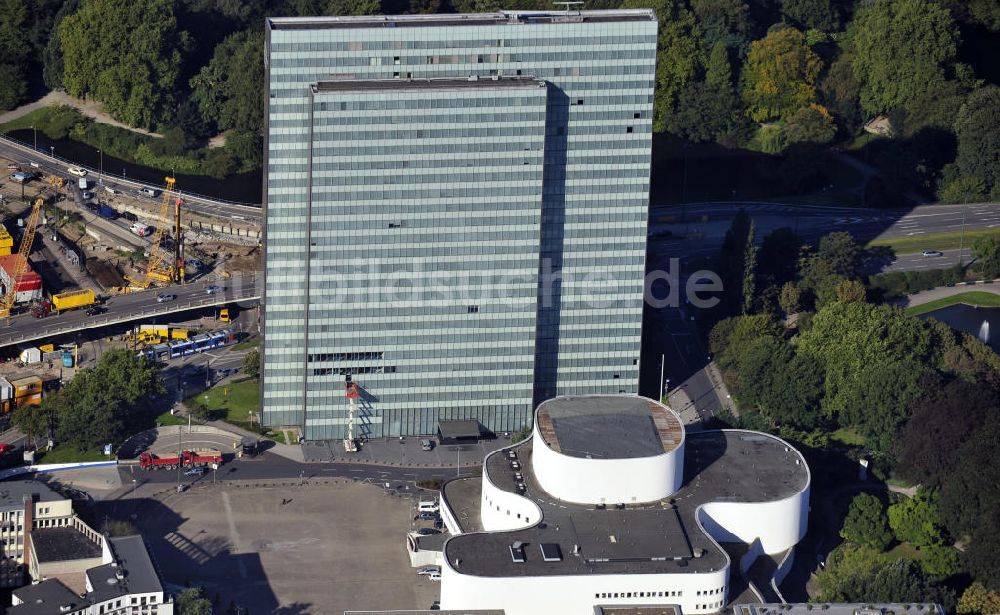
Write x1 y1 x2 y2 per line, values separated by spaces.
468 75 479 81
106 578 117 585
60 606 73 613
510 542 526 563
115 569 125 580
540 543 562 562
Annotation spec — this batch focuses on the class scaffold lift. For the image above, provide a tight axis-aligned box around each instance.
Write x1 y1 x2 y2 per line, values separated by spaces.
344 375 359 453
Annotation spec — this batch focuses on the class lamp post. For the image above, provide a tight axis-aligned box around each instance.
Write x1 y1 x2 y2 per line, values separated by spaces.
959 195 968 265
97 149 103 186
30 125 36 151
49 146 54 159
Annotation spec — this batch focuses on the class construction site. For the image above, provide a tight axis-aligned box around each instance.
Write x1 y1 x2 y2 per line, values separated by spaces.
0 152 262 428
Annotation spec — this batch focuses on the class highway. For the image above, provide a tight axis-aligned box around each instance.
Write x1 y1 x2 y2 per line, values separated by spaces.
0 135 262 223
0 273 260 349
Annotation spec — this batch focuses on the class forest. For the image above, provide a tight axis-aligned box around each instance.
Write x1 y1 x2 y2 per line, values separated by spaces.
707 213 1000 611
0 0 998 193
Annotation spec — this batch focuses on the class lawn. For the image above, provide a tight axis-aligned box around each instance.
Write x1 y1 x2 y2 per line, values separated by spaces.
155 409 188 427
230 338 259 352
868 228 1000 254
831 427 866 446
270 430 287 445
0 107 52 134
886 542 927 561
35 444 113 464
905 291 1000 316
187 377 260 428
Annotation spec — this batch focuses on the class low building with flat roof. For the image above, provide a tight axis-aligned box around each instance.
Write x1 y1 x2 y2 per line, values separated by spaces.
435 395 811 615
737 604 945 615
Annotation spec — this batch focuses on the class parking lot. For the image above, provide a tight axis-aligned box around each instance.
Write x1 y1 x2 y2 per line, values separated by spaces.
123 480 439 614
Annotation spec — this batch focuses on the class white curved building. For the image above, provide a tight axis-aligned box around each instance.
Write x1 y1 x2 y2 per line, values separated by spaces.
438 395 811 615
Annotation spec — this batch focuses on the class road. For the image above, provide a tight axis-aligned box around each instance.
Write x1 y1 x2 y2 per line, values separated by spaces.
650 201 1000 271
0 273 260 349
0 135 261 222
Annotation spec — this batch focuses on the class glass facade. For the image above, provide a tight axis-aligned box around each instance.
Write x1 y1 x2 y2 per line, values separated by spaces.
264 11 657 438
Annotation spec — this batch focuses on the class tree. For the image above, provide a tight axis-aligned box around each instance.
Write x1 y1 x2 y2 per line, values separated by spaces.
59 0 190 129
937 173 988 205
781 0 839 31
816 231 861 277
897 378 998 487
243 349 260 379
623 0 705 133
690 0 751 50
742 220 758 314
920 545 961 579
783 103 837 145
0 0 30 111
971 236 1000 279
964 508 1000 592
954 86 1000 194
738 336 824 428
176 587 214 615
42 0 82 90
835 279 866 303
820 51 863 136
709 314 783 378
888 490 946 548
758 227 804 289
779 282 801 315
816 544 955 607
841 493 893 550
52 349 164 451
741 27 823 122
675 42 747 144
850 0 959 115
958 582 1000 615
190 28 266 135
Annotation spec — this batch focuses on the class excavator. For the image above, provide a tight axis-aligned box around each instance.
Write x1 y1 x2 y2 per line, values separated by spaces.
0 198 43 319
112 176 185 294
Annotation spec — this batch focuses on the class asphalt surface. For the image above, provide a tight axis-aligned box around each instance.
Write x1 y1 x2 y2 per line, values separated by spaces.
0 135 261 222
0 273 260 348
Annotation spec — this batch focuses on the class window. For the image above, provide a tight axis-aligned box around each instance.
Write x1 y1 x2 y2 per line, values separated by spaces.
577 99 584 105
634 112 641 119
468 305 479 313
626 126 634 133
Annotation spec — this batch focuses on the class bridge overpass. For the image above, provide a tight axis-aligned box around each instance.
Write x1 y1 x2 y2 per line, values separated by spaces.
0 273 261 349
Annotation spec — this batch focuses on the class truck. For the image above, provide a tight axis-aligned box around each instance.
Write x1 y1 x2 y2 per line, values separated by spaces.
52 289 97 313
138 448 223 470
97 204 117 220
129 222 151 237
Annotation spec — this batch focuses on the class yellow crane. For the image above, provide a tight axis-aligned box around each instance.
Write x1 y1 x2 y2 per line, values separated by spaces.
0 198 43 318
124 176 181 290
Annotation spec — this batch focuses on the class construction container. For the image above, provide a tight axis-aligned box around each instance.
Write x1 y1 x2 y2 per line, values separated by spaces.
38 343 55 353
0 229 12 256
18 347 41 364
11 376 42 399
0 377 12 402
62 351 74 368
52 289 96 312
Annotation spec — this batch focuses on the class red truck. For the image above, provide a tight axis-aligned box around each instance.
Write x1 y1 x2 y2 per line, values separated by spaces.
138 448 223 470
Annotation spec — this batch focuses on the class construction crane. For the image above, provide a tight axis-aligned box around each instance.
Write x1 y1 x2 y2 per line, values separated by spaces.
0 198 43 319
124 176 182 290
344 375 359 452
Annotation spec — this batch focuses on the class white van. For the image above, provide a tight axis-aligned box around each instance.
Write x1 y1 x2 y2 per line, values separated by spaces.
105 185 119 195
78 177 88 190
418 499 439 513
129 222 151 237
139 187 158 197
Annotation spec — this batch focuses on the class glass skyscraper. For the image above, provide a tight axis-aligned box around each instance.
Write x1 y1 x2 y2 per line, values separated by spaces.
264 10 657 439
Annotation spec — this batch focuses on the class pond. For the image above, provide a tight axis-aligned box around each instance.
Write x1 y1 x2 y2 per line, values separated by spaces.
919 303 1000 354
6 129 262 204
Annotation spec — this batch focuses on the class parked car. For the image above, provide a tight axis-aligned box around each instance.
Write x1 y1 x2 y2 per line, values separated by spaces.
81 191 94 200
922 249 943 257
85 202 100 212
205 285 223 295
415 511 439 521
139 187 158 197
184 467 205 476
428 570 441 581
416 528 441 535
104 185 120 196
420 438 434 451
156 293 176 303
416 566 440 576
67 166 87 177
85 306 105 316
121 211 138 222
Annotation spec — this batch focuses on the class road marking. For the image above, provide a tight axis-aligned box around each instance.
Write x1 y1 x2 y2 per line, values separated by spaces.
221 492 248 579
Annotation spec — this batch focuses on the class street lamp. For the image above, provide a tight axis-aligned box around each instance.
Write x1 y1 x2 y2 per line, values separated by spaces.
30 125 36 151
97 149 103 186
49 145 54 159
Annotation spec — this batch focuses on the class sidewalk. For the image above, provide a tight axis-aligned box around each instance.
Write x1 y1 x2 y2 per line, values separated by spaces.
303 436 509 467
172 401 305 463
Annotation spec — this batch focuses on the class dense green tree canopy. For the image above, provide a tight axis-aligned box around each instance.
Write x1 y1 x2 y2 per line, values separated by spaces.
841 492 893 550
190 28 265 134
0 0 30 111
738 336 824 428
59 0 190 129
888 490 946 548
816 544 955 607
176 588 213 615
781 0 839 31
850 0 960 115
741 27 823 122
954 86 1000 194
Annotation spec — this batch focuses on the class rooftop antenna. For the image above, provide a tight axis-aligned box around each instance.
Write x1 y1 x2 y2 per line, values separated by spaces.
553 1 583 11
